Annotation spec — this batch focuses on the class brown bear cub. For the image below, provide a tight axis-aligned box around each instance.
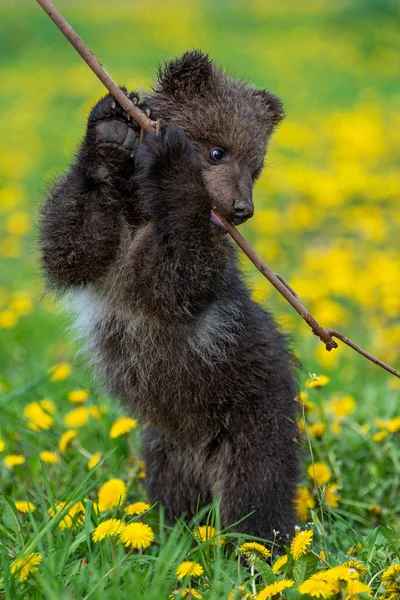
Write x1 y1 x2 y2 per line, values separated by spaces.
40 51 299 544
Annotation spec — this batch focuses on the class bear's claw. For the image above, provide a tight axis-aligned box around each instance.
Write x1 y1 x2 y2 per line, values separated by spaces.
88 90 153 152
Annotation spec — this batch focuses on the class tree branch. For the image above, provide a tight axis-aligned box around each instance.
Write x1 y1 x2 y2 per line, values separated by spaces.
35 0 400 380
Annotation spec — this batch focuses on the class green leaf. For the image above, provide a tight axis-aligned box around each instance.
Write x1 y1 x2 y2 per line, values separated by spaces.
68 533 86 557
255 561 275 585
285 588 309 600
311 510 326 537
293 553 319 586
364 526 387 558
1 497 23 546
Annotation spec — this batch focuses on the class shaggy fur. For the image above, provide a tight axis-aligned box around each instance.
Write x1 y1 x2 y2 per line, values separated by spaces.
40 51 299 544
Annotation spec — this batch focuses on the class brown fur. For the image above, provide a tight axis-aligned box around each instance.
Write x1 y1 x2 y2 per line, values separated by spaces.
39 51 298 545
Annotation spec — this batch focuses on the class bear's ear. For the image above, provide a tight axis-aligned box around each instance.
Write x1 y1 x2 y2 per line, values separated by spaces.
251 89 285 128
157 50 214 98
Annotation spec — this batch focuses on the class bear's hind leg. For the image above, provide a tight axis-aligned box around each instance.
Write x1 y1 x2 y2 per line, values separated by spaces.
211 411 298 548
143 426 211 522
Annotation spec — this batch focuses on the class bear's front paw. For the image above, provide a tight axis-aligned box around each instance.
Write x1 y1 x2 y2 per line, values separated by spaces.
88 90 154 154
135 126 207 220
136 125 201 181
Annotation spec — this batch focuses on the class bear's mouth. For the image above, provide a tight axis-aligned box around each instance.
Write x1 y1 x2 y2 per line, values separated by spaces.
210 210 225 227
210 210 228 232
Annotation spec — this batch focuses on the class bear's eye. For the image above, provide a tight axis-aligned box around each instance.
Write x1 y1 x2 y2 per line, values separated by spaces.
209 147 226 162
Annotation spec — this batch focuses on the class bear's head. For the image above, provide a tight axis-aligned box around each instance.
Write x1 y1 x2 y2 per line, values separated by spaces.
147 50 283 225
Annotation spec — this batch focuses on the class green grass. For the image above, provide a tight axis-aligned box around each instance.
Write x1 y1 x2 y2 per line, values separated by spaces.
0 1 400 598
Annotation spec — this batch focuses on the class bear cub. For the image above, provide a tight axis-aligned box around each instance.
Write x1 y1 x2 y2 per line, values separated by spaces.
40 51 299 544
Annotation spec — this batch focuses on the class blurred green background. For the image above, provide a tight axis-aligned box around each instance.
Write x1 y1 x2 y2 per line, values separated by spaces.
1 0 399 420
1 2 400 595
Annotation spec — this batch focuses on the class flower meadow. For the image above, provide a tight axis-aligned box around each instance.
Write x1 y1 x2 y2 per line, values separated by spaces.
0 1 399 598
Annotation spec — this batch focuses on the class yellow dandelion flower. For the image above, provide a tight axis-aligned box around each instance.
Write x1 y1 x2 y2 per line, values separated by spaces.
66 500 85 518
126 501 150 515
272 554 288 574
15 501 36 513
39 451 59 464
257 579 294 599
40 398 56 414
298 417 306 434
88 452 102 470
110 416 137 439
59 429 77 453
48 501 85 530
181 589 203 599
320 551 327 561
332 567 356 582
294 485 315 522
369 504 382 515
50 362 71 382
0 185 25 211
346 543 363 557
9 298 30 316
239 542 271 561
318 565 359 583
325 484 340 509
372 431 388 443
10 292 33 316
88 405 101 420
342 561 367 577
7 211 31 236
307 462 332 486
194 525 226 545
119 522 154 549
92 518 125 542
331 422 342 436
387 417 400 433
0 309 18 329
64 406 89 428
382 564 400 588
298 578 334 598
4 454 25 468
298 390 314 411
10 552 42 581
0 439 5 452
24 401 54 431
176 561 204 578
228 586 250 600
1 236 22 259
345 580 372 598
98 479 127 512
307 375 330 389
328 395 356 420
252 280 270 304
68 389 89 403
92 501 101 516
137 459 146 479
309 423 326 437
291 529 313 560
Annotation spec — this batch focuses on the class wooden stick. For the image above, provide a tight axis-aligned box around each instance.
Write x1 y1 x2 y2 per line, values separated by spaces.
35 0 400 380
214 212 338 350
35 0 157 133
214 212 400 379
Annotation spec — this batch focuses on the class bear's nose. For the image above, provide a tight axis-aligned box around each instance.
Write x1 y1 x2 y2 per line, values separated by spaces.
231 200 254 225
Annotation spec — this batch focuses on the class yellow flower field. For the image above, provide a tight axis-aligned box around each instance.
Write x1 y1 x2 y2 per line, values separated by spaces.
0 1 399 598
